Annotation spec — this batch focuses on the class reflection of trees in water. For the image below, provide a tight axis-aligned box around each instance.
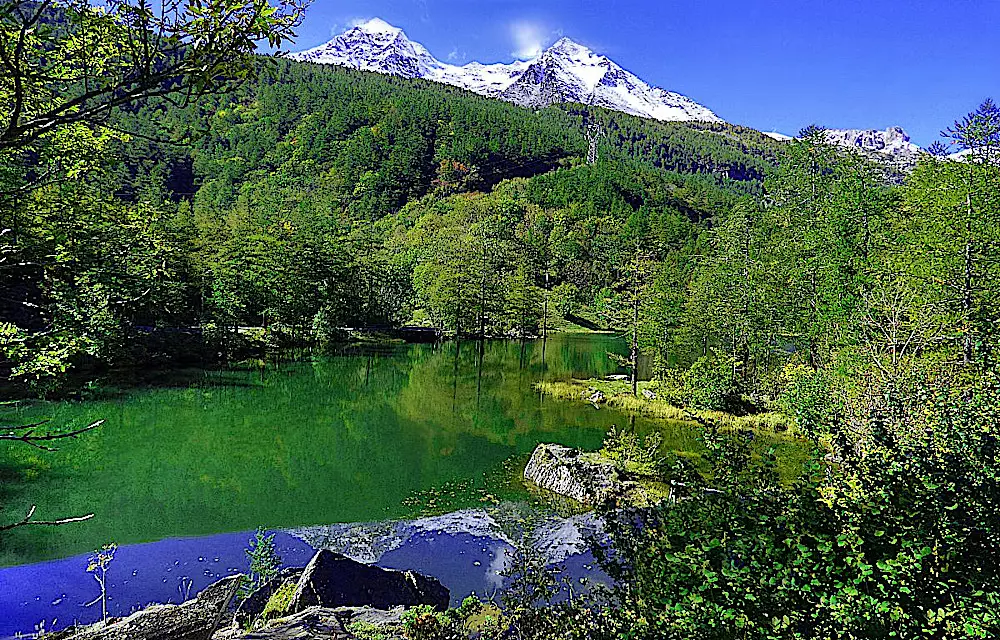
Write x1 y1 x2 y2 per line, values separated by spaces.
0 335 692 566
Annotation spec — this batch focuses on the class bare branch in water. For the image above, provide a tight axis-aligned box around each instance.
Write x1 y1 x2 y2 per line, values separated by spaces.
0 505 95 532
0 419 104 451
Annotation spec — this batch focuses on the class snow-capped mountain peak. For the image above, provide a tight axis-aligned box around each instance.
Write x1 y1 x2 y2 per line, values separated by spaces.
290 20 722 124
822 126 922 157
547 37 593 58
354 17 403 36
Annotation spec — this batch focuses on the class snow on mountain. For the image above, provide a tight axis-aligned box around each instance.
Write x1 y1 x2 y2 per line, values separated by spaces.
822 126 923 159
945 146 1000 163
762 131 794 141
290 20 721 123
762 126 927 163
500 37 720 122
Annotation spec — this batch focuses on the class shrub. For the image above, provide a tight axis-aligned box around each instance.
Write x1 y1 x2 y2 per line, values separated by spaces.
777 363 837 437
347 620 392 640
401 605 451 640
600 426 664 477
682 353 741 411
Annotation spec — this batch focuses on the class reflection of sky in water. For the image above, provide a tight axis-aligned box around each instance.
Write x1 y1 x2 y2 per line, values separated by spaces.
0 508 610 638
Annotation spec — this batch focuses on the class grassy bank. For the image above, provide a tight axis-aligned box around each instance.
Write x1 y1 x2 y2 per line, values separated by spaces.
536 379 799 437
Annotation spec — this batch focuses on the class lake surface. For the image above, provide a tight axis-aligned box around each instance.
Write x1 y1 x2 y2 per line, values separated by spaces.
0 334 702 568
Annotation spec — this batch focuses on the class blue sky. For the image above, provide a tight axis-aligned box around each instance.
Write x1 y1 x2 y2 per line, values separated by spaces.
284 0 999 147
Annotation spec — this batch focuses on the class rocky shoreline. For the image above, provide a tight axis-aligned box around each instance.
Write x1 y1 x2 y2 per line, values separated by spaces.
48 550 448 640
39 443 629 640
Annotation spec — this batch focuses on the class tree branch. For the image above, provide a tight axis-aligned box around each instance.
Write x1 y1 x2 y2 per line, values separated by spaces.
0 419 104 451
0 505 95 532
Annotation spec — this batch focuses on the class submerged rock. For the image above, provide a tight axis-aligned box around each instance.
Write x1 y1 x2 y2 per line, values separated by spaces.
291 550 450 612
523 443 620 505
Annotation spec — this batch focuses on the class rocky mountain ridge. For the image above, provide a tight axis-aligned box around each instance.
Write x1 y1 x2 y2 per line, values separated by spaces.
291 19 721 123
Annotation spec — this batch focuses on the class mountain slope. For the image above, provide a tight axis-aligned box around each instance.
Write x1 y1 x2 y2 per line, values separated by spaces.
290 19 721 124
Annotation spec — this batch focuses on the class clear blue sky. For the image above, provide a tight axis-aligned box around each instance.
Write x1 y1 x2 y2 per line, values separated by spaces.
283 0 999 146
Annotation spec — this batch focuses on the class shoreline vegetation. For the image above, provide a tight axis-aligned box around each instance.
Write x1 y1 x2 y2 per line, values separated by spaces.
3 0 1000 636
535 378 798 437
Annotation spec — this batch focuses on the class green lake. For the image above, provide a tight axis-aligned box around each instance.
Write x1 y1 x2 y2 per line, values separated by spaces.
0 334 794 568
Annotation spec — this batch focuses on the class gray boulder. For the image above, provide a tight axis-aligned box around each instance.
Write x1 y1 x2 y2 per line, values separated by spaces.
65 575 241 640
523 443 620 505
642 388 657 400
216 607 352 639
332 605 406 627
291 550 449 612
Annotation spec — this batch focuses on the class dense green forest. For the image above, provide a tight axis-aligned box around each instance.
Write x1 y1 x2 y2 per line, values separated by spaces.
2 56 784 393
5 1 1000 636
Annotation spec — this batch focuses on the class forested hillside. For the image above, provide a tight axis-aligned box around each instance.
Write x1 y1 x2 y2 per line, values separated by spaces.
2 57 782 392
6 3 1000 636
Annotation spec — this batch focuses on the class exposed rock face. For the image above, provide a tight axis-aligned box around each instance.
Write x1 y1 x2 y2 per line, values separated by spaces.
333 605 407 627
823 126 922 158
63 575 240 640
291 550 450 612
523 443 620 505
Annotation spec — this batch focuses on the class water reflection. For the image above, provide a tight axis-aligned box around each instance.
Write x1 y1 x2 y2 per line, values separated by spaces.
0 335 688 568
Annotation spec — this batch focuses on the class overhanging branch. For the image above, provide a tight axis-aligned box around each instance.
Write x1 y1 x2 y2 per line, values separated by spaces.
0 419 104 451
0 505 95 532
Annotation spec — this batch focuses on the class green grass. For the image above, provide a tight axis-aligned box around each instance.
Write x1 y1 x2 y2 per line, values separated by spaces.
536 379 800 438
543 310 616 334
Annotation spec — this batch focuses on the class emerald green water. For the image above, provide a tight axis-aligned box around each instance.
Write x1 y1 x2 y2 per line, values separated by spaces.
1 334 712 567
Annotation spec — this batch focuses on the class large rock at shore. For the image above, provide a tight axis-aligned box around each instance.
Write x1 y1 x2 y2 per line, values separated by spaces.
523 443 621 505
63 575 240 640
291 550 449 612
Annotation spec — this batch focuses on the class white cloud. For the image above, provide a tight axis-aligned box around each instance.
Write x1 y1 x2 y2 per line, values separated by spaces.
446 47 464 62
329 17 368 36
510 21 546 60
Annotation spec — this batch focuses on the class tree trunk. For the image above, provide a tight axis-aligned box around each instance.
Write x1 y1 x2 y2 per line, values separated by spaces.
542 272 549 341
631 255 640 397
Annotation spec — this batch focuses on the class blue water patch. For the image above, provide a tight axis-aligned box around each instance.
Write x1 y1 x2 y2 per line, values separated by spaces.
0 510 610 638
0 531 313 638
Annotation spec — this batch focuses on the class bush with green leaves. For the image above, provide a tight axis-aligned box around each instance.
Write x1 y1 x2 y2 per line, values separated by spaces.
399 598 492 640
599 426 664 477
777 362 838 438
681 353 741 411
587 369 1000 639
